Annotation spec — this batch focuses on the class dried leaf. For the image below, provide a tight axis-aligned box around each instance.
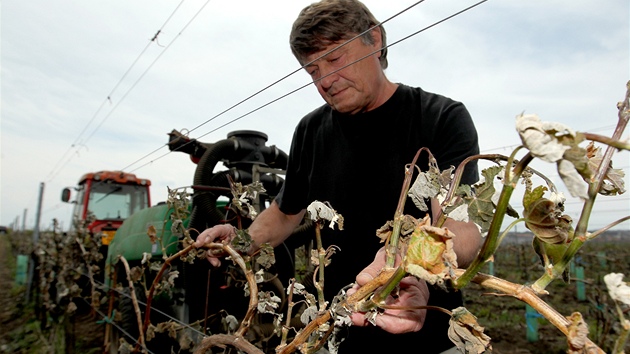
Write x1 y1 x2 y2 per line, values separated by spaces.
465 166 502 233
523 198 572 244
586 142 626 195
307 201 344 230
408 169 441 212
566 312 589 353
256 243 276 269
447 307 492 354
516 114 575 163
405 216 457 286
178 330 194 351
231 181 266 220
146 324 156 342
147 225 157 244
376 221 393 243
301 305 318 325
165 270 179 288
130 266 144 283
155 321 179 339
604 273 630 306
375 216 418 243
231 228 253 254
223 315 239 333
257 291 282 314
141 252 152 265
557 159 589 200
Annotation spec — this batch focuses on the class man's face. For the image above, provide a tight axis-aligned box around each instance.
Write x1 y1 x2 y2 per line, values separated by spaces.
303 30 385 114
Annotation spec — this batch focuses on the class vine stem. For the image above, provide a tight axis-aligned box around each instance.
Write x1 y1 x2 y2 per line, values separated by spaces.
454 153 534 289
612 303 629 354
143 242 258 351
281 279 297 346
119 255 147 353
386 147 428 267
534 81 630 291
454 269 605 354
276 268 397 354
314 223 327 310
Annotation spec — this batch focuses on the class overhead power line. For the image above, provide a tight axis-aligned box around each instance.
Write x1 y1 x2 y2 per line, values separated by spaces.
45 0 205 183
122 0 489 173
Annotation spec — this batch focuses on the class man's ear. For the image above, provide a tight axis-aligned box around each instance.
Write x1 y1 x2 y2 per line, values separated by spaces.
371 26 383 50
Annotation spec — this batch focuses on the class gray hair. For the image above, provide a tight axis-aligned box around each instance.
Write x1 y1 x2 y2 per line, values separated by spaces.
289 0 388 69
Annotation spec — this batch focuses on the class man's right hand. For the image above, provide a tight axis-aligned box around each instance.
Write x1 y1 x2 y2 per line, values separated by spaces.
193 224 237 267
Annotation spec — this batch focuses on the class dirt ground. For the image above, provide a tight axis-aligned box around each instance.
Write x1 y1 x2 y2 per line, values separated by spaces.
1 233 628 353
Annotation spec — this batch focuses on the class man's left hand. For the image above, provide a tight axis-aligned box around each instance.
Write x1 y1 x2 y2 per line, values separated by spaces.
348 248 429 334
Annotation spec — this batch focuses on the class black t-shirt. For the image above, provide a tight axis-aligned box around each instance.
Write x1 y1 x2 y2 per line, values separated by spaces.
275 84 479 352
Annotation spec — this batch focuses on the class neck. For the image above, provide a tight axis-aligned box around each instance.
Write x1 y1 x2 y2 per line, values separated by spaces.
365 80 398 113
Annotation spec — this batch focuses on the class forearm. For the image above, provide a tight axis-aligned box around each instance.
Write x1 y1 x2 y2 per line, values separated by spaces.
431 199 481 268
247 201 305 251
441 217 481 267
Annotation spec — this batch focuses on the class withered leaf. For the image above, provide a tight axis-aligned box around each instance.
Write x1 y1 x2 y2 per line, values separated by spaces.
375 216 418 243
586 142 626 195
146 324 156 342
231 181 266 220
155 321 179 339
466 166 502 233
523 198 572 244
563 144 590 180
603 273 630 306
447 307 492 354
147 225 157 244
231 228 253 254
516 114 575 163
405 216 457 286
257 291 281 314
566 312 589 353
408 169 441 212
256 243 276 269
557 159 589 200
307 200 344 230
129 266 144 283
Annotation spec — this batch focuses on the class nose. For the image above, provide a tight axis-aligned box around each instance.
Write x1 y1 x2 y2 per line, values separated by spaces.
318 66 338 92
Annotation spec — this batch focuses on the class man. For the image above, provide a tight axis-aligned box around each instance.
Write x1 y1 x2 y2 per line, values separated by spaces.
195 0 481 352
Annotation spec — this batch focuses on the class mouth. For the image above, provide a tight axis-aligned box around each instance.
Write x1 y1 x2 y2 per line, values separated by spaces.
329 87 347 98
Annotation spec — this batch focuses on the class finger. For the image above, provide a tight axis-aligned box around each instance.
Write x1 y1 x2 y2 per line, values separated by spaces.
350 312 368 327
194 231 210 248
207 251 222 267
374 310 424 334
355 270 375 286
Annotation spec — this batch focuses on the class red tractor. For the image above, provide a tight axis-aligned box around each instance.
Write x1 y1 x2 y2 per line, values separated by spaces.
61 170 152 252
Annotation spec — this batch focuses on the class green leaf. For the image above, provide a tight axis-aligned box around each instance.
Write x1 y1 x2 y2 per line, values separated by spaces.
522 185 547 210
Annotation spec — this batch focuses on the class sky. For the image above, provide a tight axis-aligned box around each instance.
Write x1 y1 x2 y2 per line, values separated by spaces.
1 0 629 234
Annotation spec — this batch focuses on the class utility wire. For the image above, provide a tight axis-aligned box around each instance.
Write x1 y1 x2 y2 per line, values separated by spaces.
122 0 489 173
45 0 191 183
121 0 431 172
